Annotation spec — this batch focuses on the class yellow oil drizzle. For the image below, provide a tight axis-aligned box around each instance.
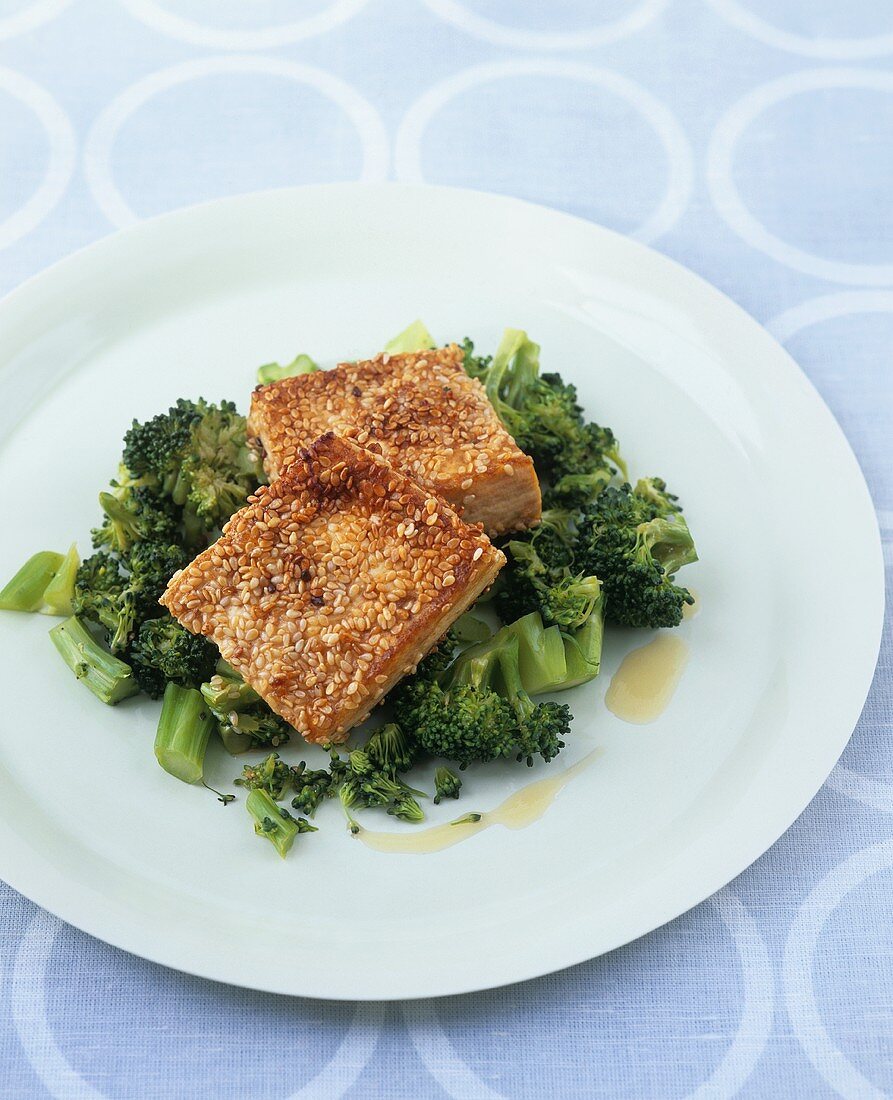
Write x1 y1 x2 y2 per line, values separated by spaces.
354 749 601 854
605 633 689 724
682 587 700 620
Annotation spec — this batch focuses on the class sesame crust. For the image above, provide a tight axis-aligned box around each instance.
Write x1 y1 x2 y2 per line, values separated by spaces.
248 344 541 537
160 432 505 744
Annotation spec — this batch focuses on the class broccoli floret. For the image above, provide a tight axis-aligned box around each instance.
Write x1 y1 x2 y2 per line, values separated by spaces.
495 508 600 633
235 752 292 800
247 789 316 858
364 722 415 773
393 630 570 768
180 401 264 533
122 398 262 546
434 766 462 804
290 759 338 816
460 336 491 380
73 552 135 654
578 478 697 628
470 330 624 499
200 670 293 752
130 615 217 698
544 471 613 511
339 762 426 827
91 487 179 554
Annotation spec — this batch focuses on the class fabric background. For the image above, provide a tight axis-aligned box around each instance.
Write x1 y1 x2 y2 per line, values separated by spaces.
1 1 892 1097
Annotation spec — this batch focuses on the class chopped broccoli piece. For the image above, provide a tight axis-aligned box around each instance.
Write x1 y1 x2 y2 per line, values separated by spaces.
393 629 569 769
384 320 436 354
578 478 697 628
154 683 215 784
74 541 188 655
41 543 80 616
49 616 139 705
234 752 292 799
199 672 291 753
468 329 624 496
460 337 491 380
0 549 69 613
256 353 319 386
290 759 339 816
434 767 462 804
364 723 415 774
122 398 262 546
452 612 491 644
91 488 179 554
130 614 217 698
247 789 315 858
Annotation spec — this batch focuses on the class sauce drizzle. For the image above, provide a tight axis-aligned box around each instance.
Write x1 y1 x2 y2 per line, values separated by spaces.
605 633 689 724
354 750 601 855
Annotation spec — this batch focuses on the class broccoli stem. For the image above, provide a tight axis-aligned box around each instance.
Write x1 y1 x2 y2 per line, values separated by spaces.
452 613 491 644
49 616 139 705
560 614 604 689
41 543 79 616
154 683 215 784
247 789 300 857
0 551 64 612
257 354 319 386
504 612 568 694
383 320 436 354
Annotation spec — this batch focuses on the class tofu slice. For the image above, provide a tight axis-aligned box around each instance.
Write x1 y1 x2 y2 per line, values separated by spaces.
248 344 541 538
161 432 505 745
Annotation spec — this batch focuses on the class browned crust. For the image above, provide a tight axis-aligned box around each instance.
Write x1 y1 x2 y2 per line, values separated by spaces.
248 345 541 535
161 432 504 744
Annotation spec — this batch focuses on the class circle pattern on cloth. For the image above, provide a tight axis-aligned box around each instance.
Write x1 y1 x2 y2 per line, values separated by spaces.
12 909 384 1099
707 69 893 285
706 0 893 60
395 60 693 243
420 0 669 50
0 66 75 251
784 840 893 1098
404 892 773 1100
84 56 388 227
0 0 74 41
118 0 371 50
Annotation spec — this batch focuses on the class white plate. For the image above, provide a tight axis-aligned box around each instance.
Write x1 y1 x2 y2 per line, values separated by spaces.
0 185 882 1000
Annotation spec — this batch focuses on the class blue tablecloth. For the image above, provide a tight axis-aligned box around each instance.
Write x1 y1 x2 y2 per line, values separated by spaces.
2 2 892 1096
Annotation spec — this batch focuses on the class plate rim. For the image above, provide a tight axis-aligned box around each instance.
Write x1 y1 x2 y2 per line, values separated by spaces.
0 182 884 1001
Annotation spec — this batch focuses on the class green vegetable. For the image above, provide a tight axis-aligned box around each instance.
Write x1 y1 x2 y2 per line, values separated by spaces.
49 616 139 705
466 329 625 503
392 628 570 769
0 551 64 612
41 543 80 616
341 747 426 822
234 752 292 800
383 320 436 354
154 683 215 784
199 672 291 753
291 759 339 816
364 722 415 773
122 398 263 544
130 615 217 699
256 353 319 386
578 478 697 628
73 541 188 654
452 613 491 644
247 789 315 858
434 766 462 804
